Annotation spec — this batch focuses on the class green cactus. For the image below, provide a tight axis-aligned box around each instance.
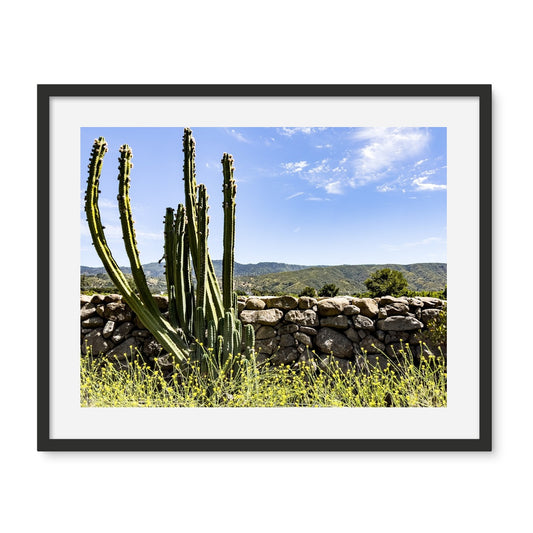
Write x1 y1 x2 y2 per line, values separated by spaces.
84 129 255 371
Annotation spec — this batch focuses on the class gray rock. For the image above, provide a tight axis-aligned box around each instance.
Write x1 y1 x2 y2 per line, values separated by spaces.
379 296 409 306
255 337 278 355
355 352 390 372
237 300 246 313
382 303 410 316
320 315 350 329
91 294 106 305
96 304 106 317
418 297 444 309
240 308 284 326
299 326 318 336
285 309 319 326
131 330 150 338
152 295 169 310
255 325 277 340
298 297 317 309
378 308 387 319
315 327 353 359
105 338 139 361
384 331 411 344
376 330 385 341
245 298 266 310
80 294 92 307
82 316 104 328
82 329 112 355
377 316 424 331
280 334 296 347
143 338 163 358
103 294 122 303
343 305 360 316
421 308 442 324
102 320 115 338
359 335 385 354
265 296 298 310
352 298 379 318
345 327 360 342
111 322 135 343
316 354 354 374
317 298 351 316
278 324 299 335
358 329 367 339
271 347 299 365
104 302 132 322
80 303 97 320
294 332 312 346
352 315 375 331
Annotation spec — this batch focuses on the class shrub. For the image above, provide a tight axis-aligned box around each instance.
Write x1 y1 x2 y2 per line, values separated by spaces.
318 283 339 297
364 268 408 297
299 286 318 297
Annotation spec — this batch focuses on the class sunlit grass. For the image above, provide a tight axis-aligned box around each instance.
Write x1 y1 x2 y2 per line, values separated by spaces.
81 343 446 408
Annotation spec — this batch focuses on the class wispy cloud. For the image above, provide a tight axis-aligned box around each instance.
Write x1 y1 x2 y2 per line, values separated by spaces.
281 161 308 173
325 181 343 194
351 127 430 186
226 128 251 143
286 191 305 200
305 196 331 202
316 144 332 149
412 169 446 191
279 127 327 137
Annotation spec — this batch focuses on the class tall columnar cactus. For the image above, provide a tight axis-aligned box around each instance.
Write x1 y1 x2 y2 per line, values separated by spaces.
84 128 254 369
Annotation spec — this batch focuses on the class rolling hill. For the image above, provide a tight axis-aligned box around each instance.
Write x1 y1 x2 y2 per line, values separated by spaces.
81 261 446 295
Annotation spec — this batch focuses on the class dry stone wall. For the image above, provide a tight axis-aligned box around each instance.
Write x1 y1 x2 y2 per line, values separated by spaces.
80 294 446 371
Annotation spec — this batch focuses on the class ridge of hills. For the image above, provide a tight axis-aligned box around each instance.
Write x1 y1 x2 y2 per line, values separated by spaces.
81 261 446 295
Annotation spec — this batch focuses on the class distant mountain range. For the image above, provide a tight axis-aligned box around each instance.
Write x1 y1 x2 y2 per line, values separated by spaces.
81 261 446 295
81 260 312 278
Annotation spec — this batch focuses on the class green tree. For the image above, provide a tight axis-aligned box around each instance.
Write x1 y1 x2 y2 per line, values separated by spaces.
364 268 408 297
318 283 339 297
299 286 318 297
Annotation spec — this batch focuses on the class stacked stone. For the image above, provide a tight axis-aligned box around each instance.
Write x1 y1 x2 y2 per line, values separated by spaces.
236 295 445 371
80 293 173 370
80 294 445 372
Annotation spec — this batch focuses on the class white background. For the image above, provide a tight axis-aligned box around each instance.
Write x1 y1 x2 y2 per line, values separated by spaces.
0 1 529 532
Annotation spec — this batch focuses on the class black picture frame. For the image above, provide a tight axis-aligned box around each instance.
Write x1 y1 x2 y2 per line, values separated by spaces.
37 84 492 452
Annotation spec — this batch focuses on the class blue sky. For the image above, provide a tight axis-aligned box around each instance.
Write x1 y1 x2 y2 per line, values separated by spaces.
81 127 446 267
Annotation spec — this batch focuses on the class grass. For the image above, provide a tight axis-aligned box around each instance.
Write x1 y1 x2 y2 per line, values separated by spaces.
80 344 447 408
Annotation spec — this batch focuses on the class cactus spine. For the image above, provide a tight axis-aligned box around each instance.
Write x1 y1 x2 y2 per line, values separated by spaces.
84 129 255 370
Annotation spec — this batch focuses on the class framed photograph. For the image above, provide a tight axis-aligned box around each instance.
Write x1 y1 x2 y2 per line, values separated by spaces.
37 84 491 452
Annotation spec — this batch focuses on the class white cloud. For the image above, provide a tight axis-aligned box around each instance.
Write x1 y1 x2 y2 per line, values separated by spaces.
325 181 343 194
414 158 428 167
226 129 251 143
279 127 327 136
286 191 304 200
281 161 308 173
305 196 331 202
377 184 394 193
412 175 446 191
351 127 430 186
316 144 332 149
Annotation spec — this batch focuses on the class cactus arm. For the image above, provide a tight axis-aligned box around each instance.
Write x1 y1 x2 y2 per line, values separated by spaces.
222 153 236 312
196 184 208 312
243 324 255 358
84 138 189 363
182 129 224 321
164 207 179 329
117 144 160 316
